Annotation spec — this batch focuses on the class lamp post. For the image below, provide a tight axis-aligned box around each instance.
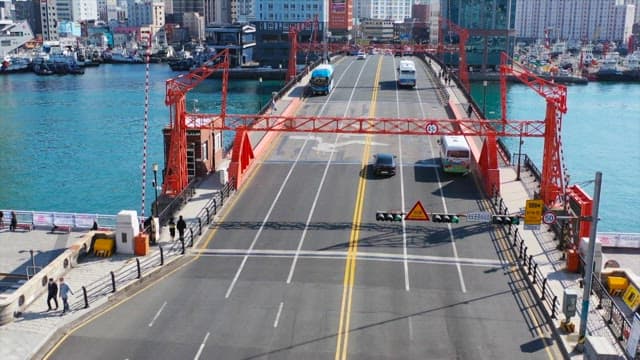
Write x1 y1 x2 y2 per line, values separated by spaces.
482 80 488 116
152 163 159 217
516 124 524 181
258 77 263 109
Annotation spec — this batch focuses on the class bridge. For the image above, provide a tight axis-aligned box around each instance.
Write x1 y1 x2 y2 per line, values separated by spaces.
41 54 570 359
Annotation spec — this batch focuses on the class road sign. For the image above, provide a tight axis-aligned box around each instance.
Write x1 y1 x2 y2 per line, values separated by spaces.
542 211 557 225
466 211 491 222
524 199 543 226
405 201 429 221
425 122 438 135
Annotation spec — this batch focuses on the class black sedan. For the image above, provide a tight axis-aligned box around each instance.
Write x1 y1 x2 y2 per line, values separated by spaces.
373 153 397 176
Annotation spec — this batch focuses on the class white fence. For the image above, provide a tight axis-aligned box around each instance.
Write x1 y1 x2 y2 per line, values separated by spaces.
0 210 117 230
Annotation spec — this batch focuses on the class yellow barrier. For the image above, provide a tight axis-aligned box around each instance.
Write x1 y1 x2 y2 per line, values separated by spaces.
93 238 115 257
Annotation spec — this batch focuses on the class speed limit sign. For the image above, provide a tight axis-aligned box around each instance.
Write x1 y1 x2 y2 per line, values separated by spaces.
425 122 438 135
542 211 557 225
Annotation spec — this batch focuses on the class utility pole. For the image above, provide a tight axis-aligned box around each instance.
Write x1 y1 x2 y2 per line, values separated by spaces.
577 171 602 348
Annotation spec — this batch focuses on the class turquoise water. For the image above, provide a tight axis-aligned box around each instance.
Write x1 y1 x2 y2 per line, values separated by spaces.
0 65 638 232
0 64 280 217
471 81 640 233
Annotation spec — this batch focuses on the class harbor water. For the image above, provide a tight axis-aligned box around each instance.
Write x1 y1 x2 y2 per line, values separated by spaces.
0 64 638 233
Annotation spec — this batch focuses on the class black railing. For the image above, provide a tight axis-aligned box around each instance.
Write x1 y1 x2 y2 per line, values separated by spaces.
72 177 236 311
491 186 559 320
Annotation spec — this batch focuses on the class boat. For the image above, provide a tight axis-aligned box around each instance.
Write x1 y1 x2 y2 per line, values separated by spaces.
595 51 623 81
32 61 55 76
0 56 32 74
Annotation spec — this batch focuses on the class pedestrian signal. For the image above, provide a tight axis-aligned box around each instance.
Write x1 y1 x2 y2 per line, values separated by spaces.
491 215 520 225
431 213 460 223
376 211 403 222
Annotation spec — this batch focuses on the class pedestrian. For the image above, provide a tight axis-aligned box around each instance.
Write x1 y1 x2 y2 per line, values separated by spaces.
0 211 4 228
176 215 186 240
467 104 473 117
9 211 17 232
46 278 58 311
59 277 73 315
168 218 176 240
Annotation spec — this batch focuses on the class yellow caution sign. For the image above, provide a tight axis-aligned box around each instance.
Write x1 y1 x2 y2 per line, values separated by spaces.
405 201 429 221
524 199 544 226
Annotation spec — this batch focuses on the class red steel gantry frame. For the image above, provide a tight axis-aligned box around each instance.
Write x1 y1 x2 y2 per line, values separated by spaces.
438 17 469 92
162 49 230 196
500 52 568 207
287 17 320 82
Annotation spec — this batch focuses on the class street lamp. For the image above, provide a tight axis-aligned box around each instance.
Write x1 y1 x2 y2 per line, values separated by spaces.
516 124 524 181
482 80 488 116
258 77 263 109
152 163 159 217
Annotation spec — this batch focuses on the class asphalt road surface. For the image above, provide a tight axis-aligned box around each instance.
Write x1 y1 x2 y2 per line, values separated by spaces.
45 55 564 360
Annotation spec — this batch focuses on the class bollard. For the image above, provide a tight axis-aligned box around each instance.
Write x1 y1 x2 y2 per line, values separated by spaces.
608 304 614 324
198 218 202 235
519 243 524 259
82 286 89 308
213 199 217 215
551 296 557 319
541 278 547 300
206 208 210 224
181 238 185 254
189 228 194 247
532 263 538 283
528 255 533 275
220 192 224 207
111 271 116 293
513 229 519 246
159 245 164 266
136 258 141 279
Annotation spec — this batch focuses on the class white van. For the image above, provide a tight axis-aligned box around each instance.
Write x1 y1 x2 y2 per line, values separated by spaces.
397 59 416 88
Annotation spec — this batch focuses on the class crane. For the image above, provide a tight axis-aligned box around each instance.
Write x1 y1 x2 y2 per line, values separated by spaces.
162 49 230 196
499 52 568 207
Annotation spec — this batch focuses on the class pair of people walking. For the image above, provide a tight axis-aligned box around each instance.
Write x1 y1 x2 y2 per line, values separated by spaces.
168 216 187 241
47 277 73 315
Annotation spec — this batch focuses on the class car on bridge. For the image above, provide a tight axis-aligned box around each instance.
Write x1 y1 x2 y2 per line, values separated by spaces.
372 153 397 177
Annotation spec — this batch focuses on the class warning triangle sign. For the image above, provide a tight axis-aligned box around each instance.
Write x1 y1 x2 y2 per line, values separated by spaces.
405 201 429 221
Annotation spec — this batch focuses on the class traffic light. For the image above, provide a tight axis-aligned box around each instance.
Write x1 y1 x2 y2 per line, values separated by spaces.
431 213 460 223
376 211 403 222
491 215 520 225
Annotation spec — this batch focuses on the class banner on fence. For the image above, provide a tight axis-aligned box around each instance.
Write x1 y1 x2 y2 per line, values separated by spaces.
75 214 97 228
33 212 53 226
53 213 74 226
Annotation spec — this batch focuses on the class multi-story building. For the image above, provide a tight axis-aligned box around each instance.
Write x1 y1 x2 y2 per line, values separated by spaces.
171 0 216 30
440 0 516 71
127 0 164 29
361 18 394 41
183 11 205 41
231 0 253 23
515 0 635 43
356 0 412 23
39 0 59 40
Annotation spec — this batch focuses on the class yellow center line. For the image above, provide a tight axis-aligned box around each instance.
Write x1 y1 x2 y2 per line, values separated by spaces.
335 56 384 360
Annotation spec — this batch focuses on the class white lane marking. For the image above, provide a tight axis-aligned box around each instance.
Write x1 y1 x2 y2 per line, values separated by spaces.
286 54 371 284
415 67 467 294
194 248 506 267
399 138 410 292
193 332 210 360
273 302 284 328
224 136 311 299
408 316 414 341
148 301 167 327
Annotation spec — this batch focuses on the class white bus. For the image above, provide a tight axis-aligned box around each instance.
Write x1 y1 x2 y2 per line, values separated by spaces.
397 59 416 88
439 136 471 174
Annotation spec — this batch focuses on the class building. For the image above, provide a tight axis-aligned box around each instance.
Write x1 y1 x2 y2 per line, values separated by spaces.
183 11 205 41
127 0 165 29
329 0 352 39
360 18 394 41
440 0 516 71
231 0 253 23
356 0 412 24
515 0 635 44
39 0 59 41
204 23 256 67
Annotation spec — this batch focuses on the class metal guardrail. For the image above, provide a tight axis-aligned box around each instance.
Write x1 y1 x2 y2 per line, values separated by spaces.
490 187 560 320
72 178 236 311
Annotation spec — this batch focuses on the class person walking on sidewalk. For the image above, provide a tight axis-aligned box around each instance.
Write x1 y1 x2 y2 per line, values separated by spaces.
168 217 176 240
176 215 186 241
9 211 17 232
46 278 58 311
59 277 73 315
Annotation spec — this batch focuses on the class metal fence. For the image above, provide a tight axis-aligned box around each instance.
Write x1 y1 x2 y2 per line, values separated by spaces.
71 178 236 311
490 187 560 320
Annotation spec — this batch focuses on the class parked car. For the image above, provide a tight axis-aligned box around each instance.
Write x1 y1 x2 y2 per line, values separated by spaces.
373 153 397 176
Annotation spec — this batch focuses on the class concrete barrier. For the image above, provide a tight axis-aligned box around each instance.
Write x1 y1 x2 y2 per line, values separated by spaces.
0 231 108 325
